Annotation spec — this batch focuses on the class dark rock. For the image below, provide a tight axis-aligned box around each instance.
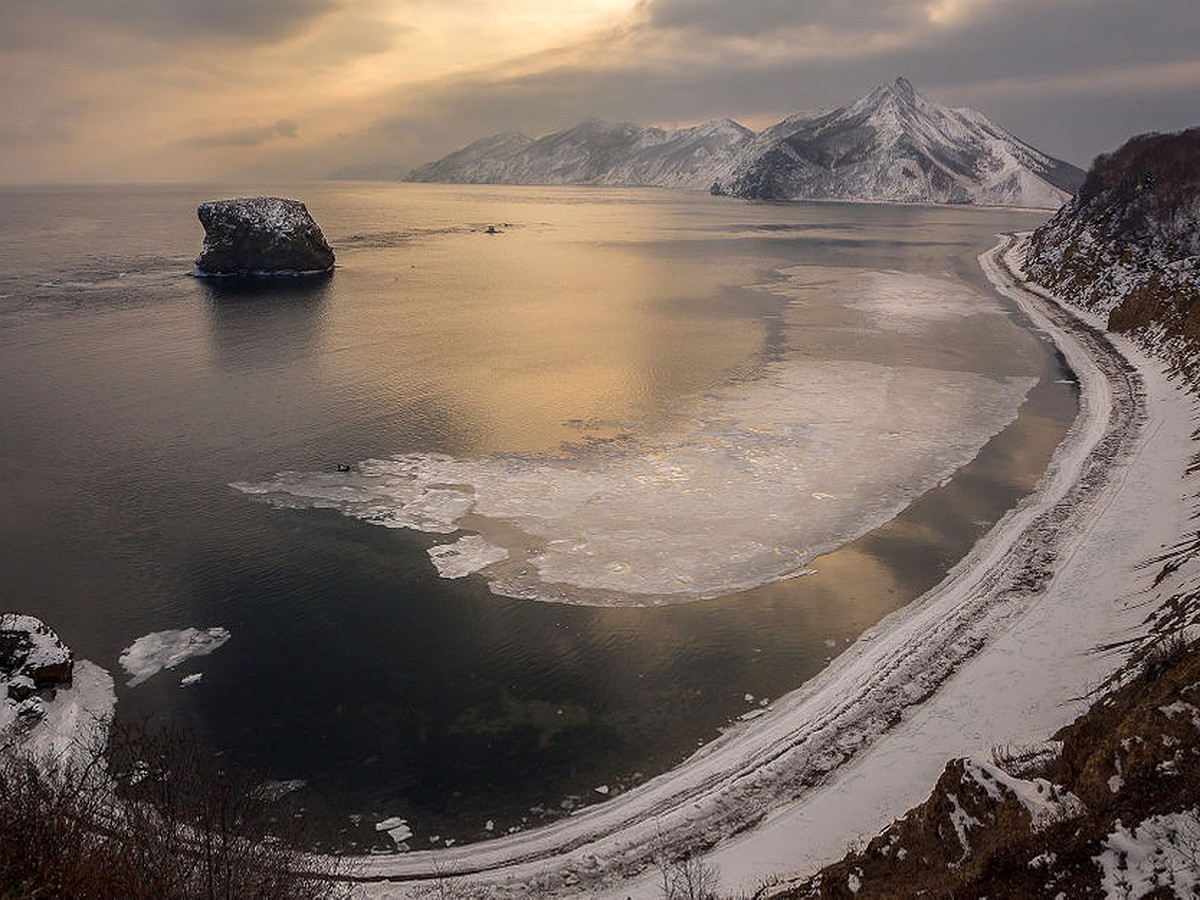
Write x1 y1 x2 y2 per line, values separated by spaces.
1 613 74 688
6 674 35 702
194 197 335 276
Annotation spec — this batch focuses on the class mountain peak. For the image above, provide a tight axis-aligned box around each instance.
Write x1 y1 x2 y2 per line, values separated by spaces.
891 76 916 101
398 80 1082 207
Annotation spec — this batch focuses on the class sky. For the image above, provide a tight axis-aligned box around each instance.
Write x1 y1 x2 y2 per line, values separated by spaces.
1 0 1196 184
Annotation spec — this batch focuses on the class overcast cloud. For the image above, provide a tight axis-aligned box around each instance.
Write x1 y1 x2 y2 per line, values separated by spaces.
0 0 1195 183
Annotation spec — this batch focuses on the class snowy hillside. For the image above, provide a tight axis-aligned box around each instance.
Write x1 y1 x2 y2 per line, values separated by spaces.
407 118 754 189
782 642 1200 898
1025 127 1200 384
396 78 1082 208
724 77 1082 208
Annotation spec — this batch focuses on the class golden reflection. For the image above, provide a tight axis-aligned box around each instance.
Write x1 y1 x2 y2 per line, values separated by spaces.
323 194 765 453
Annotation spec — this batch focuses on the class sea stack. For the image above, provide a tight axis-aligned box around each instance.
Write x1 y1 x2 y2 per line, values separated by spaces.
193 197 335 276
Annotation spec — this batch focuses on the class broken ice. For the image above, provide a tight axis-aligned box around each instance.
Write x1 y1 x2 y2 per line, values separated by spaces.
234 272 1035 607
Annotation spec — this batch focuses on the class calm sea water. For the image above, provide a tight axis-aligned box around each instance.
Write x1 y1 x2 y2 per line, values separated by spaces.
0 182 1064 849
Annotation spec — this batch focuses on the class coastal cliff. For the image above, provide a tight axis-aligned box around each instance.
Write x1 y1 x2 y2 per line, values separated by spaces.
1026 128 1200 384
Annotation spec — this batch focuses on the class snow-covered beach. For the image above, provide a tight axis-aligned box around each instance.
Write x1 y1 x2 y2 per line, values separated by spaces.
339 232 1196 897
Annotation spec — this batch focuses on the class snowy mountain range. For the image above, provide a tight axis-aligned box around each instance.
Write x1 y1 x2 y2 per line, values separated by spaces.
398 78 1083 209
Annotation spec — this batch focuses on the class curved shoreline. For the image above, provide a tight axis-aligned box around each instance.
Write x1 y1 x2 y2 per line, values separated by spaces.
335 233 1149 895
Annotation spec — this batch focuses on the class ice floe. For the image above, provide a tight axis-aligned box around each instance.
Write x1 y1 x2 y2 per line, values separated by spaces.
236 354 1033 605
119 627 231 687
376 816 414 847
427 534 510 579
233 267 1036 606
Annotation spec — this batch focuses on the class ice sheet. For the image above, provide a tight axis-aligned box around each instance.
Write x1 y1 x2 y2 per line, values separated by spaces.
236 356 1032 605
234 269 1036 605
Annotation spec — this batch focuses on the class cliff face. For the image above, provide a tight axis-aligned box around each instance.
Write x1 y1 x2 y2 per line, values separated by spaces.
1025 128 1200 383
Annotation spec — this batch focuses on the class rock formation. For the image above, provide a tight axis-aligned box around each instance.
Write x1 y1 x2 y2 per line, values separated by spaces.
1 614 73 702
193 197 335 276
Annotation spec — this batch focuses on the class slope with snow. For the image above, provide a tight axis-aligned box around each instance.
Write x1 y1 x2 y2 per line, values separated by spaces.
396 78 1081 208
725 78 1081 207
408 118 754 189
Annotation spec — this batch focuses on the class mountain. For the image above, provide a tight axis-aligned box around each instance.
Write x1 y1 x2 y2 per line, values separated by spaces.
1025 128 1200 384
724 77 1083 207
393 78 1083 208
407 118 754 189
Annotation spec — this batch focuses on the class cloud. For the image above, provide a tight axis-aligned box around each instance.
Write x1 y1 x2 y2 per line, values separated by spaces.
638 0 920 38
182 119 301 149
0 0 1196 182
20 0 339 43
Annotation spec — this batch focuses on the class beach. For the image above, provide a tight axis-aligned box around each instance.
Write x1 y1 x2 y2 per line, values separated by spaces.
344 232 1196 896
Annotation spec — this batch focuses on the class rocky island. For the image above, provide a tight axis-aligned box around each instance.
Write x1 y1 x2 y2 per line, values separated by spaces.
193 196 335 277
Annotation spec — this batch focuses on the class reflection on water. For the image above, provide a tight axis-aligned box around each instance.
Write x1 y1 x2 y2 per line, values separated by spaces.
201 274 332 371
0 182 1063 849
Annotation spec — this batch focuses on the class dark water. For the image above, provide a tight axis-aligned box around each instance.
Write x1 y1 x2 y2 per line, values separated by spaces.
0 182 1064 849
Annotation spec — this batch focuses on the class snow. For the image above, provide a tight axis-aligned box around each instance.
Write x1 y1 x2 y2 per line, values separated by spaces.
237 269 1032 607
0 613 72 670
17 661 116 767
945 791 980 862
1095 811 1200 898
338 234 1197 898
119 627 231 687
961 758 1084 832
260 779 306 801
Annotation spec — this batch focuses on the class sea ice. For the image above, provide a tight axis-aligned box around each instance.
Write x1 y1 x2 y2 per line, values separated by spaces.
234 271 1034 606
766 267 1005 334
119 627 231 687
375 816 414 846
179 672 203 687
427 534 510 579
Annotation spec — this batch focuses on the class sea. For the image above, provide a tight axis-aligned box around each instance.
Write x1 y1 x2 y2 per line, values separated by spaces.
0 181 1068 850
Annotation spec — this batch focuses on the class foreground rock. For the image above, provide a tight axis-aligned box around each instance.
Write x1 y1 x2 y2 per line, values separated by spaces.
1 613 74 733
1 614 73 698
194 197 335 276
